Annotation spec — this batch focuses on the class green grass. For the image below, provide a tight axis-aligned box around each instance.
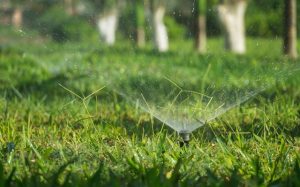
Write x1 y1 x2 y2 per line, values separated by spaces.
0 28 300 186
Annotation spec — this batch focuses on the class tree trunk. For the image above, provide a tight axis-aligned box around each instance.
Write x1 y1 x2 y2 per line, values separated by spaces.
0 0 11 25
151 3 169 52
195 0 207 53
137 28 145 47
0 0 10 10
283 0 297 59
135 0 146 48
64 0 76 16
12 7 23 29
97 9 118 46
217 0 247 54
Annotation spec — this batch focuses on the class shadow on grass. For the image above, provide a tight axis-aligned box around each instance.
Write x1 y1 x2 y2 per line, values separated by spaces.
2 155 300 187
0 72 97 101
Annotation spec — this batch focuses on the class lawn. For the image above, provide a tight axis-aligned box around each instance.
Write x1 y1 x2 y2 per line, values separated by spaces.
0 29 300 186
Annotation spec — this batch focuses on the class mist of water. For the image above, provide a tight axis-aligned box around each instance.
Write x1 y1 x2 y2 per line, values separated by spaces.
109 62 300 133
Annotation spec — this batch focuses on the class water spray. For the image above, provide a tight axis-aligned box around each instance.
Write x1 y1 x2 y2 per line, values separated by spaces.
179 130 190 147
111 62 300 149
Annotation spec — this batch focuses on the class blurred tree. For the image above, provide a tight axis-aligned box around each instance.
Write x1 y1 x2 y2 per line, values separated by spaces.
0 0 11 25
10 0 26 28
194 0 207 53
12 6 22 28
87 0 119 45
283 0 297 59
217 0 247 54
64 0 77 16
149 0 169 52
134 0 146 48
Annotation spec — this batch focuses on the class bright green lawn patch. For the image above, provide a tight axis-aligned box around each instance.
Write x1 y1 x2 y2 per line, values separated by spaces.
0 30 300 186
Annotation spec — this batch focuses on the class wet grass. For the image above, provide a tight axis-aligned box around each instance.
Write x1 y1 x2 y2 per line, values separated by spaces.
0 29 300 186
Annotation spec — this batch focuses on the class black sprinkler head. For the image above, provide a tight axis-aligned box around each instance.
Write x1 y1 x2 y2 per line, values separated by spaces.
179 131 190 147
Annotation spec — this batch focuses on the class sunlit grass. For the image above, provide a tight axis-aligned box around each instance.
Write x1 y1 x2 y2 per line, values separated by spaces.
0 29 300 186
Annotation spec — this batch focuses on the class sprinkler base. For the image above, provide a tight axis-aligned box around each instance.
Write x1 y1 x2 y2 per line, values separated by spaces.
179 131 190 147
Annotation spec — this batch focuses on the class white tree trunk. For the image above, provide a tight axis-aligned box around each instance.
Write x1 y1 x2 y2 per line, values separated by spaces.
152 6 169 52
196 15 206 53
97 9 118 46
217 1 247 54
12 7 23 29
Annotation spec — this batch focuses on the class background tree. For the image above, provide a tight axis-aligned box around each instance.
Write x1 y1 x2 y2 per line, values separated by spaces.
217 0 247 54
11 0 26 28
134 0 146 48
64 0 77 16
0 0 11 25
194 0 207 53
87 0 119 46
283 0 297 59
149 0 169 52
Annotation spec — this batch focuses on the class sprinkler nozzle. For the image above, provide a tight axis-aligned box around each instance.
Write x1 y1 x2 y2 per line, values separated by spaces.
179 131 190 147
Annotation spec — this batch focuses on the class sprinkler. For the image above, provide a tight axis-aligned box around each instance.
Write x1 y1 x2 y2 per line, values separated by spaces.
179 130 190 147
